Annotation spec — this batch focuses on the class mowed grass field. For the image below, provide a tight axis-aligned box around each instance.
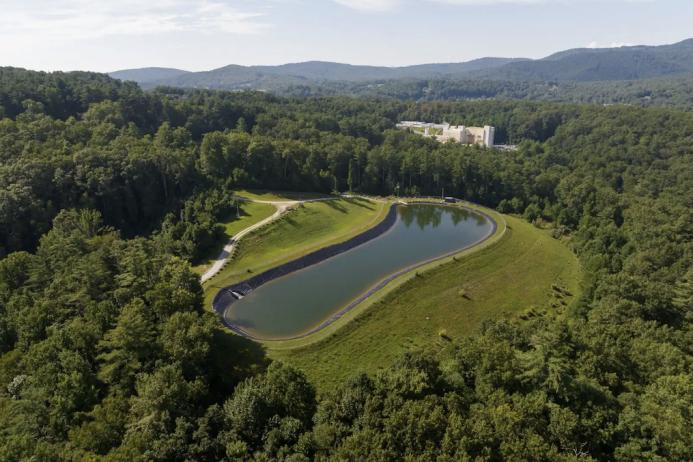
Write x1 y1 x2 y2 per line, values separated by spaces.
233 189 331 201
194 189 333 275
191 201 276 275
268 214 581 392
203 197 389 306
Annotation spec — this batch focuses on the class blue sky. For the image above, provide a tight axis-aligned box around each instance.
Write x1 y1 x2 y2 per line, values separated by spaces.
1 0 691 72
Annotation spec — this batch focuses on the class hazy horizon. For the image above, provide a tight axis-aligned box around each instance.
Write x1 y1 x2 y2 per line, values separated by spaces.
1 0 692 73
105 37 693 74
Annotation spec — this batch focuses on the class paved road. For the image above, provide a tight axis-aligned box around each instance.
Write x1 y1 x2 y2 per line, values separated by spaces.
200 195 343 284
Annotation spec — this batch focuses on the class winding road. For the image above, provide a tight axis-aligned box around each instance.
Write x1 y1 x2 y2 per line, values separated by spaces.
200 196 339 284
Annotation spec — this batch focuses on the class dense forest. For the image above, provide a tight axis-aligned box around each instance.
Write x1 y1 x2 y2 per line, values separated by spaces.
280 74 693 111
0 68 690 461
112 39 693 94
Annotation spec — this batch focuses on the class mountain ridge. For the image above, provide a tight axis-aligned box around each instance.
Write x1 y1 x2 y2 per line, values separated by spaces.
109 38 693 90
108 67 190 83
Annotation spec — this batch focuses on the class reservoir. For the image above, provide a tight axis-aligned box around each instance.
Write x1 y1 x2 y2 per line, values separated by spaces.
221 204 494 340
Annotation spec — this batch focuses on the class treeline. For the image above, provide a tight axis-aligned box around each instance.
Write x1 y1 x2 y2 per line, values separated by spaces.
281 74 693 111
0 68 691 460
0 67 159 127
0 67 579 256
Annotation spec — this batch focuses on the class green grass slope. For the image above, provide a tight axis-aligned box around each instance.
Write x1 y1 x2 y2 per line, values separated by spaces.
233 189 331 201
203 197 388 306
269 214 581 391
192 201 276 275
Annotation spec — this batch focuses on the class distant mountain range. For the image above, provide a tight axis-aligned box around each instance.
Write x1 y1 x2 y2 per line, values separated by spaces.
110 39 693 91
109 67 190 84
472 39 693 81
110 58 524 90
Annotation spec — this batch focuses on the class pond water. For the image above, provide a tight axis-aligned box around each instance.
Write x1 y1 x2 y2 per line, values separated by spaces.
223 204 494 340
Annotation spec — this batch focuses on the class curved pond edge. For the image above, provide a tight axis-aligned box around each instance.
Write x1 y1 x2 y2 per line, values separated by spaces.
268 203 508 348
212 203 399 330
214 200 503 343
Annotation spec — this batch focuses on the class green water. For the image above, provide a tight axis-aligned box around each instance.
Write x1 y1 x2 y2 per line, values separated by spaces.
224 204 493 339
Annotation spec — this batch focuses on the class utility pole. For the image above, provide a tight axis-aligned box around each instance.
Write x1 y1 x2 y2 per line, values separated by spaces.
236 202 240 218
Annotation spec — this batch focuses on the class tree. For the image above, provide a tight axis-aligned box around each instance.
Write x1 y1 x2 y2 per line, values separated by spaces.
347 158 356 192
97 298 158 392
223 362 315 455
160 312 215 376
616 374 693 461
199 131 228 179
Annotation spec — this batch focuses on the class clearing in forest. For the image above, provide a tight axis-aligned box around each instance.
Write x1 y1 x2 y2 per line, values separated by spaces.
203 197 389 307
192 201 277 275
268 214 581 391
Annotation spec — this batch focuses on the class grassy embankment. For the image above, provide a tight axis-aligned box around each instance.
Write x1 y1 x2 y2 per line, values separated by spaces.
233 189 331 202
268 208 582 392
191 201 277 275
192 190 334 275
202 196 390 307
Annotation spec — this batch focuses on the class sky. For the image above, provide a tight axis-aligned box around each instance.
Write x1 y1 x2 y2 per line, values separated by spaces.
1 0 692 72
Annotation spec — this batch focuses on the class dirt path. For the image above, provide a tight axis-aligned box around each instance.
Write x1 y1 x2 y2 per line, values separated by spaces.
200 195 344 284
215 201 500 342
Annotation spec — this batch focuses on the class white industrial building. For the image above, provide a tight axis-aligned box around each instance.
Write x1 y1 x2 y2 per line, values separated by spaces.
396 121 495 148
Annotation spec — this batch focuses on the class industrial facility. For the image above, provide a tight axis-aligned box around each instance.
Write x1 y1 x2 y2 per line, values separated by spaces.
396 121 495 148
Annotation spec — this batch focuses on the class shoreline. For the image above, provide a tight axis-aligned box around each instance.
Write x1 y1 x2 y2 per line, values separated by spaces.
212 203 399 331
213 201 498 342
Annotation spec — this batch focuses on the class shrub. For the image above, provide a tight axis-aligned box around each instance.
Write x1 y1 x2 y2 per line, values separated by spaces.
438 329 451 341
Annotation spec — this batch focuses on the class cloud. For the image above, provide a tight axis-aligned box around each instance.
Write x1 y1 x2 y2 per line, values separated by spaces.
433 0 651 3
429 0 541 4
586 41 634 48
334 0 652 12
333 0 401 11
0 0 270 40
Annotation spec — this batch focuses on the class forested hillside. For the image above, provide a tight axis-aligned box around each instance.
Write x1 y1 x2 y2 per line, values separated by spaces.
0 67 151 121
0 69 690 461
471 38 693 81
107 40 693 111
111 39 693 90
282 74 693 111
110 59 526 90
108 67 191 84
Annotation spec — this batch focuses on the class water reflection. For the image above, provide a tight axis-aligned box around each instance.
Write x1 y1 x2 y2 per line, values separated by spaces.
224 204 493 339
399 204 473 229
400 204 442 229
